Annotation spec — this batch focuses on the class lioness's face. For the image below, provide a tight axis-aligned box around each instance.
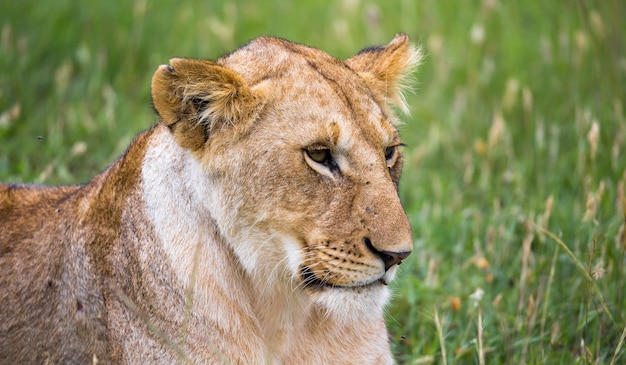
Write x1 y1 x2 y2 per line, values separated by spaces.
151 35 419 312
250 75 413 291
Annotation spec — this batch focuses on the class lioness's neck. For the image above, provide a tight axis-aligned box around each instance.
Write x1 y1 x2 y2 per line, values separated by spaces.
141 124 253 299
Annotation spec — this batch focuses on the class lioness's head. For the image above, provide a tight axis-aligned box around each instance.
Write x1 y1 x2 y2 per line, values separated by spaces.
151 34 420 319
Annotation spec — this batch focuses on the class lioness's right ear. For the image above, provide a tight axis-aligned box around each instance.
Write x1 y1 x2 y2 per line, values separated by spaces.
346 33 422 116
151 58 255 150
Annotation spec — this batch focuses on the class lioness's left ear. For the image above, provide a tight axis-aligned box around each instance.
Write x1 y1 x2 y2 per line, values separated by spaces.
151 58 256 150
346 33 422 114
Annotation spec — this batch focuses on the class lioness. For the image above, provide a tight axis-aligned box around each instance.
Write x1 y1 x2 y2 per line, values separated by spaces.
0 34 420 364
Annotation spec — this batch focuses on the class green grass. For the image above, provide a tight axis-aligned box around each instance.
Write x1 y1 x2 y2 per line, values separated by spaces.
1 1 625 363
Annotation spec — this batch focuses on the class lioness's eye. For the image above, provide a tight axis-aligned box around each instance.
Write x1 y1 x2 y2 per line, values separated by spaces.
306 149 332 165
384 146 396 161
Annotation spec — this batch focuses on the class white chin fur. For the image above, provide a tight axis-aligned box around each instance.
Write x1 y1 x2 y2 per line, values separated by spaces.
310 284 390 323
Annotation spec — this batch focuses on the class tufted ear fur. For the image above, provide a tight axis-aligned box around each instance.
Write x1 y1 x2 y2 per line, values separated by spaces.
346 33 422 115
151 58 256 150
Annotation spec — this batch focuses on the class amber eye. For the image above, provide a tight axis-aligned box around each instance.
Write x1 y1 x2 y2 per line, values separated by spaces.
384 146 396 161
306 148 332 165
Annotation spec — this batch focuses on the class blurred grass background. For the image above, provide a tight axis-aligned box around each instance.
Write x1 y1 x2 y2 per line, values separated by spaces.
1 0 625 363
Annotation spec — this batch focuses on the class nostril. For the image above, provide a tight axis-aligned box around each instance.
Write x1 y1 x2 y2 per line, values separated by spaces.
364 237 411 271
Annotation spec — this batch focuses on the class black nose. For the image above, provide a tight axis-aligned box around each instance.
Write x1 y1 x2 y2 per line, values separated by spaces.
364 238 412 271
379 250 411 271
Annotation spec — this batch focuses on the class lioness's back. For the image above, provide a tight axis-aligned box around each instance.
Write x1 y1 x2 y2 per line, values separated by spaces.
1 183 112 364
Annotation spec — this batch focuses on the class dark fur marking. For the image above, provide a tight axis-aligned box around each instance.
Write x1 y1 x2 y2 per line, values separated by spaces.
305 60 358 120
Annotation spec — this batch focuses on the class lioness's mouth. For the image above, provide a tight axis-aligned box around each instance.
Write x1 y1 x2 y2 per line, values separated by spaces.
300 266 387 289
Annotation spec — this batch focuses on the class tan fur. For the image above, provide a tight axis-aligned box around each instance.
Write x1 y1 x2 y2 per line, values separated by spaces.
0 34 421 364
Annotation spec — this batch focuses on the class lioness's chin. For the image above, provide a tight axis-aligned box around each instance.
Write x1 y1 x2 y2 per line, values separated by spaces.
308 284 391 322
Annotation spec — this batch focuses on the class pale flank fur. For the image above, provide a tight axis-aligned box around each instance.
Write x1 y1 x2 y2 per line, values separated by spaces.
0 34 420 364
